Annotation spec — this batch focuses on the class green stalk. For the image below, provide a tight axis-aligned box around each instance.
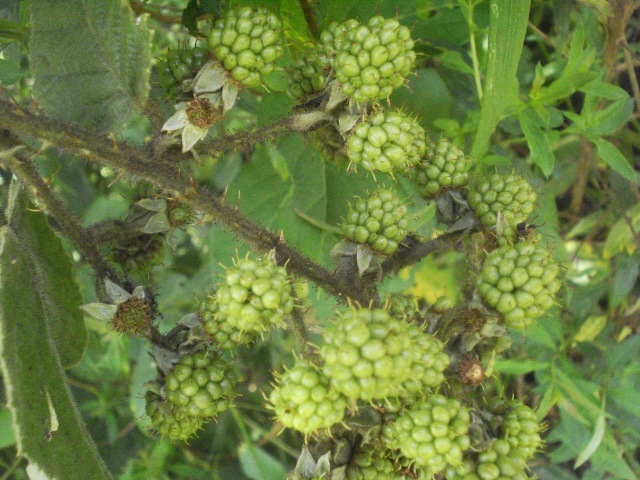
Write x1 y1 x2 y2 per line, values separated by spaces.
471 0 531 160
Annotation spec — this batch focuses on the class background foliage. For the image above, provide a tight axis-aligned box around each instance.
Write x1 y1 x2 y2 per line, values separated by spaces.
1 0 640 479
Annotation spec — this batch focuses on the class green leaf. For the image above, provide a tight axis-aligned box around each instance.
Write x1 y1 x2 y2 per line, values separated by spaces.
594 138 637 184
494 359 550 375
6 182 87 368
604 203 640 257
229 141 374 266
0 227 112 479
238 443 286 480
438 50 474 76
29 0 152 133
589 98 634 136
519 107 555 176
471 0 531 159
0 408 16 449
609 253 640 308
574 408 605 468
529 24 598 106
573 315 607 343
0 58 21 84
580 78 630 100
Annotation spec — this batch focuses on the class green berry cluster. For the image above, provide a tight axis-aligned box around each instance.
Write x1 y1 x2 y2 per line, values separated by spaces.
346 109 427 174
445 439 534 480
320 19 362 53
411 138 469 198
287 47 331 100
213 253 294 334
402 324 450 398
269 360 347 435
157 46 208 99
342 188 409 255
384 394 471 473
145 391 204 442
200 296 250 349
446 400 541 479
499 400 543 461
345 443 400 480
208 6 283 87
467 174 536 239
477 241 561 328
164 347 238 419
334 16 416 103
318 308 445 401
111 233 164 273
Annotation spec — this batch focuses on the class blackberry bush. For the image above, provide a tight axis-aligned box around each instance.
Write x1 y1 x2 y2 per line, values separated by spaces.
5 3 608 480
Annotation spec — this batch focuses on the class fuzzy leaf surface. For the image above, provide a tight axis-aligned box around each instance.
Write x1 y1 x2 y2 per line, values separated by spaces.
29 0 151 133
0 227 112 479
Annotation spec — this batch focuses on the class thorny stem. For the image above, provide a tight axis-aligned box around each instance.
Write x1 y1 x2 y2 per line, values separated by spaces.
381 231 464 277
0 101 369 303
0 143 121 284
289 301 317 362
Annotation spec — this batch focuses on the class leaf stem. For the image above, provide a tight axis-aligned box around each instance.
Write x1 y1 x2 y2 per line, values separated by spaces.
465 0 484 100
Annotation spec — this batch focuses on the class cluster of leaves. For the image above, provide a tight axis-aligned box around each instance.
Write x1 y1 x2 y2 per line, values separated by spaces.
0 1 640 480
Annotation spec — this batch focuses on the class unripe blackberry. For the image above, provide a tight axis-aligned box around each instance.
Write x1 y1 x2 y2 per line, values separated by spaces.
498 400 542 462
342 188 409 255
208 6 283 87
318 308 414 401
345 443 400 480
386 293 417 319
165 347 238 418
269 360 347 435
476 242 561 328
467 174 536 239
385 394 471 473
287 47 331 100
214 253 294 334
145 391 204 442
111 233 164 273
334 16 416 103
157 46 208 99
200 296 255 349
320 19 361 53
445 439 533 480
411 138 469 198
346 109 427 174
401 325 450 397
